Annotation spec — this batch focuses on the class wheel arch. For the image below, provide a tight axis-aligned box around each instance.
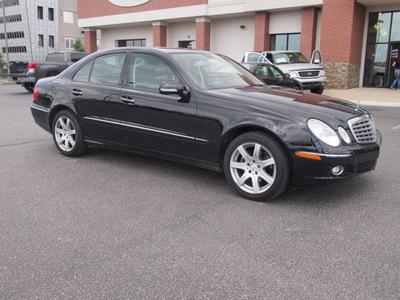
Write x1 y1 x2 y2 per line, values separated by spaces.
219 124 292 167
49 105 79 134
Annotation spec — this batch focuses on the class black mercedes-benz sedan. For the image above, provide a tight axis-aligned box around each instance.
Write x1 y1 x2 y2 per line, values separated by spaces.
31 47 382 201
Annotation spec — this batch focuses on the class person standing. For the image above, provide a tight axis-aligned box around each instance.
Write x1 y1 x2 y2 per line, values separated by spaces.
390 55 400 90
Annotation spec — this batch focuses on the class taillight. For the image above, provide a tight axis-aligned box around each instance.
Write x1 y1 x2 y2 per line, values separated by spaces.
33 85 39 100
28 63 37 70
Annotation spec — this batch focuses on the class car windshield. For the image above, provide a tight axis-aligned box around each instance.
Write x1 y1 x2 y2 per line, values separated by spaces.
272 52 308 65
170 52 265 90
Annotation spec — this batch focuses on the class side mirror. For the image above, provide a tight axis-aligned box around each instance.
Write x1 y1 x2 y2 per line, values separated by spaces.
159 81 189 100
313 59 320 64
284 73 290 79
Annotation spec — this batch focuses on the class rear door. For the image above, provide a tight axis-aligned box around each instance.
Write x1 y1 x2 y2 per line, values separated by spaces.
66 51 128 144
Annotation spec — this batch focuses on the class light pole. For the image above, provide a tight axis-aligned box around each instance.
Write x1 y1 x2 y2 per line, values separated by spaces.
1 0 10 73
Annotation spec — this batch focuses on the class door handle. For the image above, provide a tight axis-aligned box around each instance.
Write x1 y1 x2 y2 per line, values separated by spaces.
120 96 135 104
72 89 83 96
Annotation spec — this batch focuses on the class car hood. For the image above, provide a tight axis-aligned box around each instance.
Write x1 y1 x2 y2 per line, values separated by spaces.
275 63 323 72
201 86 366 128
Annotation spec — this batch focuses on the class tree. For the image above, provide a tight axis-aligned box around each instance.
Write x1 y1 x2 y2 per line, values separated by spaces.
73 39 85 52
0 52 6 73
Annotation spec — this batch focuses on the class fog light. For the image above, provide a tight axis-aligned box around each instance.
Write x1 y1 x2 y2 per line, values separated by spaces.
332 165 344 176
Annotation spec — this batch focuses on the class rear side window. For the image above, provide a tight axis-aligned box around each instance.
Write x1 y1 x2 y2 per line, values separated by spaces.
73 61 93 82
90 53 127 85
70 52 87 63
46 53 64 62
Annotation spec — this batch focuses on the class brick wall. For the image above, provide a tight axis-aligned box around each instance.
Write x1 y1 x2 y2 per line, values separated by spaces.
78 0 206 19
84 30 97 53
153 24 167 47
300 7 318 61
254 12 269 52
320 0 366 88
196 20 211 51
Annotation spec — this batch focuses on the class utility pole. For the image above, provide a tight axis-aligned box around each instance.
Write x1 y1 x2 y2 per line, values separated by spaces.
1 0 10 73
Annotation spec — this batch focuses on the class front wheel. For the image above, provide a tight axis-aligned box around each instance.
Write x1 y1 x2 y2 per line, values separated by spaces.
52 111 87 157
310 86 324 95
223 132 290 201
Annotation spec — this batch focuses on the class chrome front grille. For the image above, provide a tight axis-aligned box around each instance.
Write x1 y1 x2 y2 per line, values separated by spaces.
298 71 320 78
348 114 377 144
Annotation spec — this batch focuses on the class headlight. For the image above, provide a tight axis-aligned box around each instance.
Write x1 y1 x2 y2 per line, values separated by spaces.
307 119 340 147
289 71 298 78
320 70 325 76
338 126 351 144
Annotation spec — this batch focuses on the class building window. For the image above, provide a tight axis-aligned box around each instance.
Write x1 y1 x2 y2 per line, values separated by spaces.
38 34 44 47
178 40 195 49
117 39 146 47
37 6 43 19
49 35 55 48
270 33 301 51
2 46 27 53
0 14 22 24
0 31 24 39
63 11 74 24
48 8 54 21
65 38 75 49
0 0 19 8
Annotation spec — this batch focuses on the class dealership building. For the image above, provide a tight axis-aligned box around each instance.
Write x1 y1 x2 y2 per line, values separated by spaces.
77 0 400 89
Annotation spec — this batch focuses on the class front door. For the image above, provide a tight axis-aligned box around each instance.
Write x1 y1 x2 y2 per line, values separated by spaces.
387 43 400 87
118 52 200 158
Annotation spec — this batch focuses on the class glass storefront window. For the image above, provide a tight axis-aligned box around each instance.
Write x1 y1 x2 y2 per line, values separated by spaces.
270 33 301 51
363 44 388 87
367 12 391 44
390 12 400 42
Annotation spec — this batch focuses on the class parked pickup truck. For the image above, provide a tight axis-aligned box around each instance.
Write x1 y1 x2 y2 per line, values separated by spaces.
242 50 327 94
17 51 88 92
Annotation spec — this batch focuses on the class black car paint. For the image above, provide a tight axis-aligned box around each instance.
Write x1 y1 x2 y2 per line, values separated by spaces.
31 48 381 187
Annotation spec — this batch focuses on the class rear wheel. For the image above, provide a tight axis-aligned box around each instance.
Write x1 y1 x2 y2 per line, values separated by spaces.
223 132 290 201
23 83 34 93
52 111 87 157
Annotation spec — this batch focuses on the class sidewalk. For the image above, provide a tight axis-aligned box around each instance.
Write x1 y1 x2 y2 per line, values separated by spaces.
323 87 400 107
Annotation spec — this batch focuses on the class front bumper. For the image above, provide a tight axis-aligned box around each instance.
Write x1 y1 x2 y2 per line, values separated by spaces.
289 130 382 186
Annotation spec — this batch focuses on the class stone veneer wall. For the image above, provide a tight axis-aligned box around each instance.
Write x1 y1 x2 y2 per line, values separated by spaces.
324 62 361 89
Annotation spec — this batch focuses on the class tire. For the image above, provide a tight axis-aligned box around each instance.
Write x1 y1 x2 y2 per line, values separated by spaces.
52 110 87 157
23 83 34 93
223 131 290 201
310 86 324 95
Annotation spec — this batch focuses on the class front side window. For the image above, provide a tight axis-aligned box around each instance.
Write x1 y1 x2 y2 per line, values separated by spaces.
129 53 178 91
90 53 127 85
171 52 264 90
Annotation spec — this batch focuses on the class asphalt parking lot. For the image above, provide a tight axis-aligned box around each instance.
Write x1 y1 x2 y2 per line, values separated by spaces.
1 84 400 299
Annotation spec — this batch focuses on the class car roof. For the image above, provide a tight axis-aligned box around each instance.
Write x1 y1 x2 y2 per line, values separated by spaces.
261 51 301 54
94 47 211 56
